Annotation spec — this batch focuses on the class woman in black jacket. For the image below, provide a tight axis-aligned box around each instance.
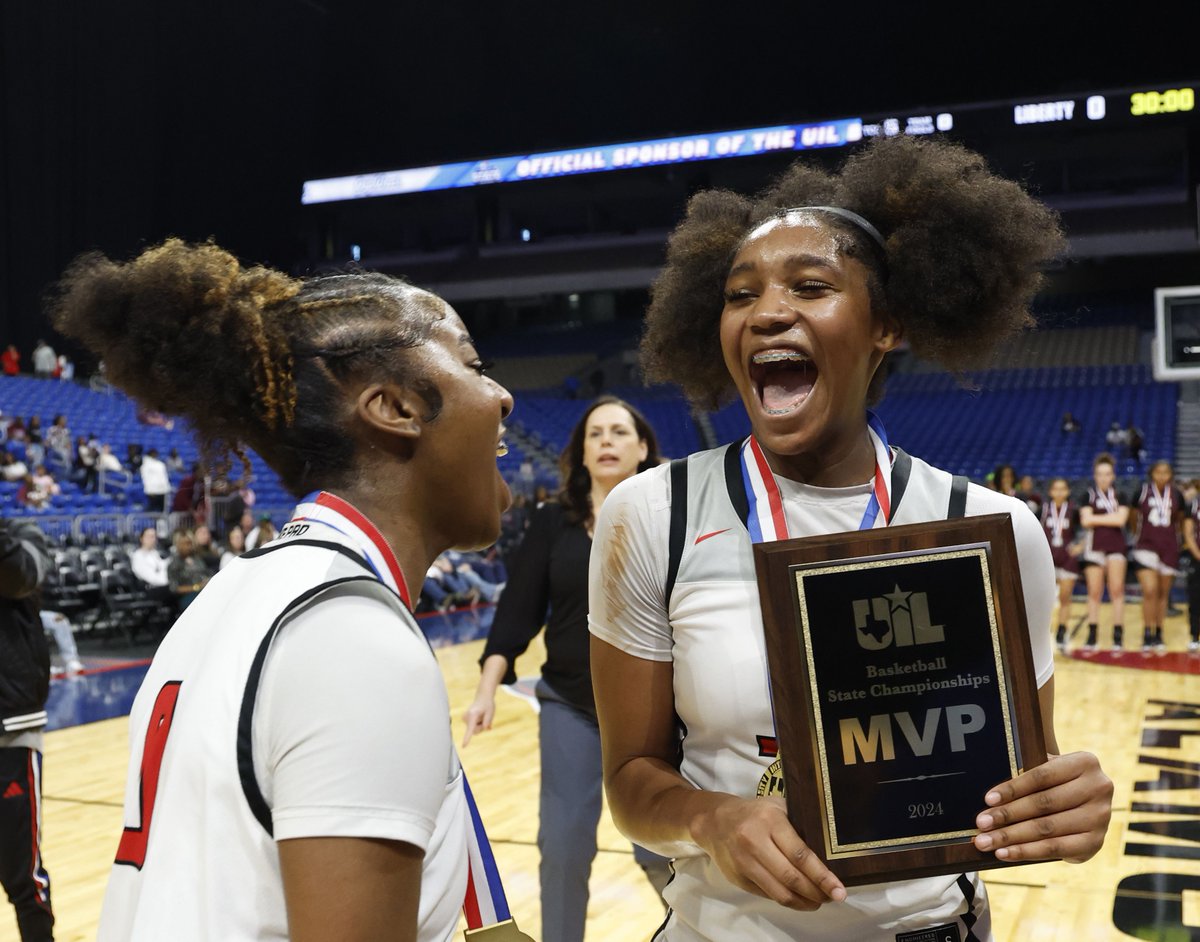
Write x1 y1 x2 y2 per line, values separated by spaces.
463 395 669 942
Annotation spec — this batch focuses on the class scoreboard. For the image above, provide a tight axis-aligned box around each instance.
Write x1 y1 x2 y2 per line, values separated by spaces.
301 82 1199 205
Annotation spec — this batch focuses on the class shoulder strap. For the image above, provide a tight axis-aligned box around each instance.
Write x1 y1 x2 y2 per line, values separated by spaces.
665 457 689 607
889 447 914 519
947 474 969 519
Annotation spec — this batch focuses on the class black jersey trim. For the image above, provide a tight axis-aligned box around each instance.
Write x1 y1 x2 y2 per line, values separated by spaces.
723 441 751 530
955 873 981 942
889 447 913 517
242 538 370 568
665 457 689 607
948 475 969 520
649 861 678 941
236 574 388 837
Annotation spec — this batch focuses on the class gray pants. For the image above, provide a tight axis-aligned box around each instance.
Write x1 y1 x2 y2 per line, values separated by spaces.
537 683 669 942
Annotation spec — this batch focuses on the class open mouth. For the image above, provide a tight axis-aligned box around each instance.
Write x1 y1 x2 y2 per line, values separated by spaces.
749 349 818 416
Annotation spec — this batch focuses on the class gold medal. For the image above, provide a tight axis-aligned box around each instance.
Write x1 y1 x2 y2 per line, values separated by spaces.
464 918 536 940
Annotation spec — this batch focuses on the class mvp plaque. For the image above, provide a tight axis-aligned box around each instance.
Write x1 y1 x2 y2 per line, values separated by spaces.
753 514 1048 886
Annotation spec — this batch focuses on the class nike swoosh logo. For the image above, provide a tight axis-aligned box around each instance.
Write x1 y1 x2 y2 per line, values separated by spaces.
695 528 732 545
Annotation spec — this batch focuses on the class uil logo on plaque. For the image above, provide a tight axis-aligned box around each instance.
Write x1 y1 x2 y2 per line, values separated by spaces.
753 515 1049 885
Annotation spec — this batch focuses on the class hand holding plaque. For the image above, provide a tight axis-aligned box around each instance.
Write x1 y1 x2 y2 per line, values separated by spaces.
753 514 1050 886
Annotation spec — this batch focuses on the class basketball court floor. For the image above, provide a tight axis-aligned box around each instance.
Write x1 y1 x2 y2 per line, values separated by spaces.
7 601 1200 942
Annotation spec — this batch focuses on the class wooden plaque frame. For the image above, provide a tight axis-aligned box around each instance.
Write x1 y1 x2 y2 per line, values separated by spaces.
752 514 1049 886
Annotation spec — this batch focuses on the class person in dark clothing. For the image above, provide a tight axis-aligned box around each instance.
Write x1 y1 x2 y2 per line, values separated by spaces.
463 395 669 942
0 519 55 942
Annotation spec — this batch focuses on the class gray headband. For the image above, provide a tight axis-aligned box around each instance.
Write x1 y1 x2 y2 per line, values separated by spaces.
779 205 887 253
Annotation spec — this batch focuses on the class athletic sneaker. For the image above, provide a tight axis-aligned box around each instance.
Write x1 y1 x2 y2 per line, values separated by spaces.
1112 626 1123 651
1055 625 1067 651
1189 639 1200 653
1154 627 1166 653
1084 626 1098 651
1143 628 1154 653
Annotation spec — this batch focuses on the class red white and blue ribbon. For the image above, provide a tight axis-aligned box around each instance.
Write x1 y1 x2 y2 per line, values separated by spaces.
740 411 894 542
739 414 895 737
291 491 413 608
287 491 510 933
461 776 513 928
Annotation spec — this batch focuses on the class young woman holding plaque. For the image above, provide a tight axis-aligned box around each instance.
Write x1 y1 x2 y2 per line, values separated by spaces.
51 240 524 942
463 395 671 941
1079 452 1132 651
588 136 1113 941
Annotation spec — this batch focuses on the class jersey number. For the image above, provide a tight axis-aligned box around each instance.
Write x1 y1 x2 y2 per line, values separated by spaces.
115 681 183 869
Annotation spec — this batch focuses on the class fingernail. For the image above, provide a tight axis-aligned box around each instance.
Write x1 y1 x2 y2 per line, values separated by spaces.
977 814 993 829
830 887 846 902
995 847 1009 859
986 791 1001 805
975 834 993 850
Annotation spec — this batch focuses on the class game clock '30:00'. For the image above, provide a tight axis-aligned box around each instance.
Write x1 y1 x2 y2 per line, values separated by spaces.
1130 88 1195 115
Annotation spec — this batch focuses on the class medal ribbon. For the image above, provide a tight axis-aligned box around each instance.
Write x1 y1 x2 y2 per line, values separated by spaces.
1150 483 1171 525
739 413 896 735
741 410 894 542
287 491 511 933
1045 501 1070 547
1095 487 1117 515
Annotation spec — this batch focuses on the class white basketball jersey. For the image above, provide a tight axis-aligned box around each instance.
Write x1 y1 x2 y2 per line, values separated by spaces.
590 445 1056 942
98 517 468 941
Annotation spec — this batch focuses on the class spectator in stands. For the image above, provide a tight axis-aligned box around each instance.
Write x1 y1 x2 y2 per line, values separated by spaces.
22 419 44 469
124 443 143 474
991 463 1017 497
166 447 184 473
40 610 83 677
442 551 503 603
139 448 171 513
533 483 551 508
73 436 98 492
31 466 59 498
1 452 29 482
0 344 20 376
16 474 49 510
96 443 123 475
1105 421 1127 450
6 417 26 442
129 527 170 593
244 514 277 551
1126 423 1146 466
1060 411 1080 436
422 555 475 611
172 462 203 515
1016 473 1043 515
219 527 246 570
55 355 73 382
44 415 71 467
135 406 175 431
167 531 210 612
31 340 56 378
0 518 57 942
236 509 255 540
498 492 531 555
192 524 221 575
464 396 670 938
